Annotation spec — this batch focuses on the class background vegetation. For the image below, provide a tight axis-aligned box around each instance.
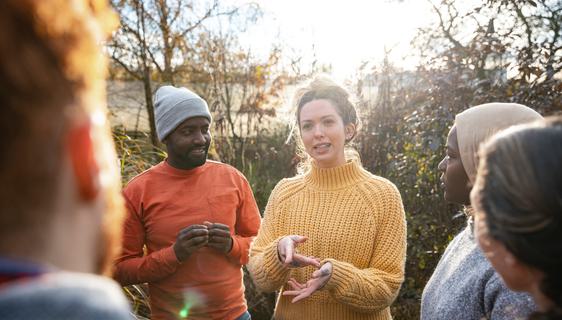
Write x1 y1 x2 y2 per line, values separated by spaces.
108 0 562 319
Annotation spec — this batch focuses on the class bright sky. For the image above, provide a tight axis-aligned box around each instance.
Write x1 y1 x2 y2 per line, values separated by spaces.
228 0 436 81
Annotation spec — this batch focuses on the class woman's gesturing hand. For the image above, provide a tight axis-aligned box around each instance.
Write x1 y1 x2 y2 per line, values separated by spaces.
277 235 321 268
282 262 333 303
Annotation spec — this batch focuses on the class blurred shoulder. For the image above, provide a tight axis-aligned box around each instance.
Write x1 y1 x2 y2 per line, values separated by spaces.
0 272 131 320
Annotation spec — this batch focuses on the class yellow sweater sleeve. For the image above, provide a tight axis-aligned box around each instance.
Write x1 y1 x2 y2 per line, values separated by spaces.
247 181 291 292
322 182 407 313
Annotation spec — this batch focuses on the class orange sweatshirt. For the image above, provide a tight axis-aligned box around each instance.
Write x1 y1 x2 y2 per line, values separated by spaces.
114 160 261 320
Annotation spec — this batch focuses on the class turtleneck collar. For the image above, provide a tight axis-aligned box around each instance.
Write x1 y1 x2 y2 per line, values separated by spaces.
303 159 371 191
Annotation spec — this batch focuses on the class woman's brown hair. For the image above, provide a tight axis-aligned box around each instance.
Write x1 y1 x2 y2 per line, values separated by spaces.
472 116 562 319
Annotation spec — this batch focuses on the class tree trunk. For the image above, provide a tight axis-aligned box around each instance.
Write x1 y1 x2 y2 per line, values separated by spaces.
143 67 158 147
158 0 174 84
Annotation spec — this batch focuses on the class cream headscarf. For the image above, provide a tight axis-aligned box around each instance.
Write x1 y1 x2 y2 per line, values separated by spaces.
455 102 542 185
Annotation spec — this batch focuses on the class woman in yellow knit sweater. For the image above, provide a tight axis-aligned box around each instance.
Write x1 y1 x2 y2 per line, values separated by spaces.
247 76 407 320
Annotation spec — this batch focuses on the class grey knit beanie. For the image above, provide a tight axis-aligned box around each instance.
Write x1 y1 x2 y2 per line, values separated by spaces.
153 85 212 141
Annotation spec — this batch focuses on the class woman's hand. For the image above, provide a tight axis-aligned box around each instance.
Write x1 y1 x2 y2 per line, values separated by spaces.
282 262 333 303
277 235 321 268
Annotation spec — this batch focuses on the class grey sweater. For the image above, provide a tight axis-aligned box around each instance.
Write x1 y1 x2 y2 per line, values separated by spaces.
421 220 535 320
0 271 132 320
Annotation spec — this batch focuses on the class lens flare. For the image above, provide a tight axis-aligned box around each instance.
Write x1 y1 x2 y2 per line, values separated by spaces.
178 289 205 319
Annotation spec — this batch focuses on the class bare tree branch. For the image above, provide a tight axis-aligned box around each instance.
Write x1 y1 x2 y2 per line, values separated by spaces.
111 54 142 80
429 0 465 50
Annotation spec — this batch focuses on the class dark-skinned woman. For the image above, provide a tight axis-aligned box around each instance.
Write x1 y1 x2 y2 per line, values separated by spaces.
421 103 542 320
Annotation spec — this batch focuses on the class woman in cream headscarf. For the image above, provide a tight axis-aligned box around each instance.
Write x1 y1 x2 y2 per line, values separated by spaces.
420 103 542 320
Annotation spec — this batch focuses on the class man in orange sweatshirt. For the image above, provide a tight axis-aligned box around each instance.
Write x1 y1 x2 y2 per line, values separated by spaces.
114 86 261 320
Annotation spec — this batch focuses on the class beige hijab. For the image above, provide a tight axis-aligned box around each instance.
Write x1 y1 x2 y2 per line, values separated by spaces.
455 102 542 186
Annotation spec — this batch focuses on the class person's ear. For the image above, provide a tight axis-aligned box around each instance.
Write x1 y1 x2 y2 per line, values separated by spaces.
66 122 100 201
344 123 356 142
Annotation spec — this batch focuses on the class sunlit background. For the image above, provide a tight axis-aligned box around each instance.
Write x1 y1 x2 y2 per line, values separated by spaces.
235 0 434 80
108 0 561 319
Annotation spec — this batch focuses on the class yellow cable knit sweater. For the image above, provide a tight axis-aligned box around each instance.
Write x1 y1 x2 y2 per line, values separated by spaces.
247 160 407 320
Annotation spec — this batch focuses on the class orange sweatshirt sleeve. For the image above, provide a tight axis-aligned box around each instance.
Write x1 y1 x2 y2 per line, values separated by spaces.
113 193 180 286
227 173 261 265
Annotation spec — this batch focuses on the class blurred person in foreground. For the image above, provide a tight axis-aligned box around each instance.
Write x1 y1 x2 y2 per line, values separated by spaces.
421 103 541 320
113 85 261 320
472 116 562 320
0 0 130 319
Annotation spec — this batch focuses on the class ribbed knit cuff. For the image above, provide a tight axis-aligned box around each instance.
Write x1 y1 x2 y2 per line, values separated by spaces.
321 258 350 293
248 237 292 293
262 237 290 280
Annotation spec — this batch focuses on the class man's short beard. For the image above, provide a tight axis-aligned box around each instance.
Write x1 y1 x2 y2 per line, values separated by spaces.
187 154 207 167
184 145 209 168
